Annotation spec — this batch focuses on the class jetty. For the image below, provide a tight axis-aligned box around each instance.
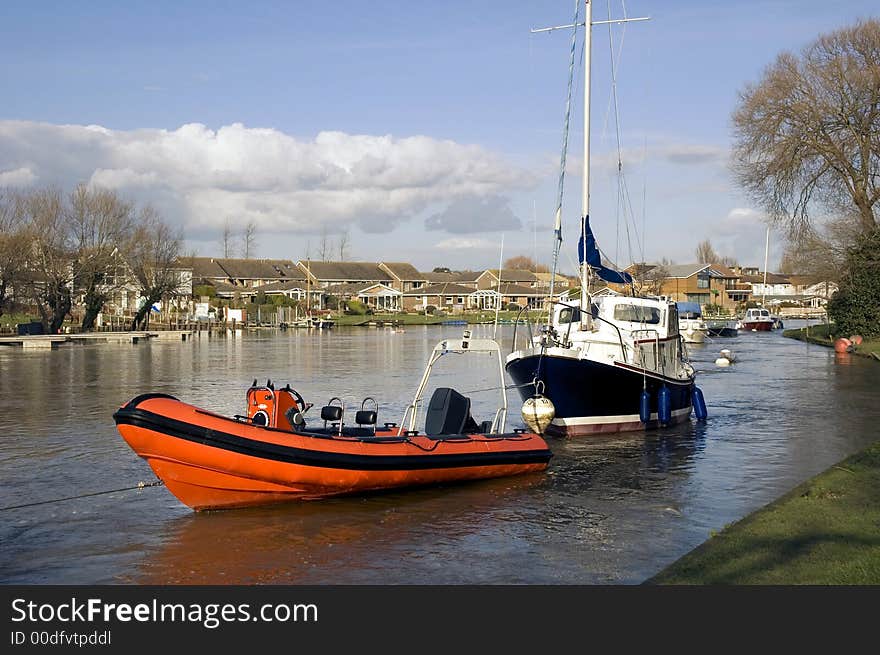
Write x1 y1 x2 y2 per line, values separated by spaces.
0 330 194 349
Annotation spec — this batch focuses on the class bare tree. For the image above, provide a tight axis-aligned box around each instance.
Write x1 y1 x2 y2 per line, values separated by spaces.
318 225 330 261
778 214 862 283
504 255 550 273
220 218 235 258
0 189 32 319
732 19 880 237
67 185 135 330
242 220 257 258
694 240 719 264
630 262 668 296
21 188 73 334
337 228 350 262
127 207 184 330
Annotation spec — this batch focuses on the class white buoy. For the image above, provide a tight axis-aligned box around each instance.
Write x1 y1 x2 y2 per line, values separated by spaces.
715 357 731 367
521 391 555 435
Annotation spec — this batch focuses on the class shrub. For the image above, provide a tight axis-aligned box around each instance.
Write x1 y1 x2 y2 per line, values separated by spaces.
346 300 368 315
193 285 216 298
507 302 521 312
424 305 437 315
827 229 880 338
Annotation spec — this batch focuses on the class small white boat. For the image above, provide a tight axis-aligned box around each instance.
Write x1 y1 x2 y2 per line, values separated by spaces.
677 302 708 344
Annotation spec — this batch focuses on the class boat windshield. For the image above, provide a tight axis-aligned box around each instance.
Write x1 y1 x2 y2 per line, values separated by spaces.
558 306 582 324
613 304 661 324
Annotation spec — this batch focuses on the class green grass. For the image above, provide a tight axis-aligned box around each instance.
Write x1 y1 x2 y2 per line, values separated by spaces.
646 440 880 585
784 323 880 357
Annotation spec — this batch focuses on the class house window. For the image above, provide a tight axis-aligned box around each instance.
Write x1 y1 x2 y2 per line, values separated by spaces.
697 275 710 289
687 293 710 306
456 296 464 304
445 297 452 305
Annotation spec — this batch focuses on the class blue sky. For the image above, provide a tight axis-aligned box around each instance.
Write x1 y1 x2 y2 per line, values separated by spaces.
2 1 877 273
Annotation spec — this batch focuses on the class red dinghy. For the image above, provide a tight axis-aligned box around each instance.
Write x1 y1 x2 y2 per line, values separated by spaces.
113 333 552 510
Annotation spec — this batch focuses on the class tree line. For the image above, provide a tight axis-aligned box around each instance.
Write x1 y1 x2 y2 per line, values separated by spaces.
0 185 184 332
731 18 879 336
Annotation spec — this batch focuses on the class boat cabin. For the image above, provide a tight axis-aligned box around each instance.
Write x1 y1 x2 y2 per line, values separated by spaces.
551 295 680 343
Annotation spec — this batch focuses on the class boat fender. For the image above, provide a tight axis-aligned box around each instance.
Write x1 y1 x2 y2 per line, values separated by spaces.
692 386 708 421
639 389 651 424
521 381 555 435
715 357 730 367
657 385 671 426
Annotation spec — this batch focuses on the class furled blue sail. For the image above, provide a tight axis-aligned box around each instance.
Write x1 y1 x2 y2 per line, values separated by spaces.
577 215 633 284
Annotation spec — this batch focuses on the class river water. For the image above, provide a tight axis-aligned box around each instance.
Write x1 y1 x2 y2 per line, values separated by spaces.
1 321 877 584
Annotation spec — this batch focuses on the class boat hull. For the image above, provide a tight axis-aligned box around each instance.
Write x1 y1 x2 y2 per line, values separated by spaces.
741 321 773 331
681 330 707 344
114 395 551 510
506 352 693 437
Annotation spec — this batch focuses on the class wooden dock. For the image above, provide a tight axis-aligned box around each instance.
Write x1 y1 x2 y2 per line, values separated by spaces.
0 330 194 349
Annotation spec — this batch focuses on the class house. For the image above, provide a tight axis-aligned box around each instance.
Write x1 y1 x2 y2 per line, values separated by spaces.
297 261 392 289
419 270 483 289
403 282 477 312
325 282 402 312
402 280 548 312
190 257 301 288
533 271 571 290
477 269 538 290
377 262 427 293
624 262 736 311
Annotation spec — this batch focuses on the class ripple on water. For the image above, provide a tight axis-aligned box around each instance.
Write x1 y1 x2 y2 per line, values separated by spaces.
1 322 878 584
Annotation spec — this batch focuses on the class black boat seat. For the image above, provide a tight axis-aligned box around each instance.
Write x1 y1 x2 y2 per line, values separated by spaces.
355 410 377 426
424 387 480 436
321 405 343 422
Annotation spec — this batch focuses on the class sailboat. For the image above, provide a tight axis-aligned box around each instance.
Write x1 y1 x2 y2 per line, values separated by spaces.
505 1 703 437
738 227 780 331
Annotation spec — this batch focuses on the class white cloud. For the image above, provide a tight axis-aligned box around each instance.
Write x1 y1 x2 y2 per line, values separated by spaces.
716 207 765 235
434 237 497 250
425 195 521 234
0 166 37 187
0 120 535 237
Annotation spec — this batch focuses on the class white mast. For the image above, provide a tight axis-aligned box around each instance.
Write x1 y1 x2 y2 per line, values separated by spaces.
580 0 593 325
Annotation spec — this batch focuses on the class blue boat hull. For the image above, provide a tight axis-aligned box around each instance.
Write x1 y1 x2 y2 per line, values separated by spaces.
506 352 693 436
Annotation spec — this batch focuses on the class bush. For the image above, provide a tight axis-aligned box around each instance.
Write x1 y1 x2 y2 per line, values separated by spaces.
507 303 521 312
827 229 880 338
346 300 368 315
193 284 216 298
424 305 437 315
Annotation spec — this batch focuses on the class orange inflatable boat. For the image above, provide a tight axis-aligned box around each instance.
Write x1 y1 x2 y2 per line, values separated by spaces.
114 332 552 510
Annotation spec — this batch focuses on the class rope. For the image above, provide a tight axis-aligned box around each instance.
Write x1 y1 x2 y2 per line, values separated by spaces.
457 381 538 395
0 480 164 512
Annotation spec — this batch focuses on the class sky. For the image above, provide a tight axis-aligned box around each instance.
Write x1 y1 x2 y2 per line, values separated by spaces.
1 0 877 274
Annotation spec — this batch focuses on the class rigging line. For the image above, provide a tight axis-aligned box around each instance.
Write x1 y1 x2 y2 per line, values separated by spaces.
0 480 164 512
547 0 581 326
606 0 629 265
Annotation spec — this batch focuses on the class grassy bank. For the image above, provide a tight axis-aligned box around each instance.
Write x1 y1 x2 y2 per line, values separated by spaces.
646 440 880 584
784 323 880 358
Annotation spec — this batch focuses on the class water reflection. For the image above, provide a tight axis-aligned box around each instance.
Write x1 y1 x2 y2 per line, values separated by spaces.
131 427 706 584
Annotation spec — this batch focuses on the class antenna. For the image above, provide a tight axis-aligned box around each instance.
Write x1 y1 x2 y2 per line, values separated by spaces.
493 234 505 340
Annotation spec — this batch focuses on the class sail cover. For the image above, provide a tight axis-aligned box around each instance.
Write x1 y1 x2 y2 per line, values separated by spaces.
577 215 633 284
